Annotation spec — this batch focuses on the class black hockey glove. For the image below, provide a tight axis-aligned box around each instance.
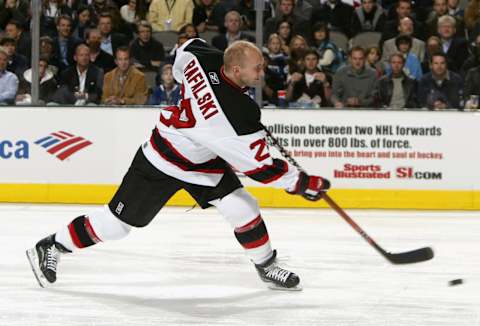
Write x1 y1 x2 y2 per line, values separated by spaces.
287 172 330 201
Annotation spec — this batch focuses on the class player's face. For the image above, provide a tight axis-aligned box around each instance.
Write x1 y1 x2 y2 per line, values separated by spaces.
239 51 264 87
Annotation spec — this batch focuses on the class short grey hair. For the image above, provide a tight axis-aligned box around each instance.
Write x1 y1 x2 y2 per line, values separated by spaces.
438 15 456 28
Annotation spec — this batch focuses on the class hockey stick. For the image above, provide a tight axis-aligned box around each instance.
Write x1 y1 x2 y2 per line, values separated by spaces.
263 126 434 265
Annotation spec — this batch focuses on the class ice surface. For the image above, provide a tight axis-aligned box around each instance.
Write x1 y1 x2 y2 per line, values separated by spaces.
1 204 479 326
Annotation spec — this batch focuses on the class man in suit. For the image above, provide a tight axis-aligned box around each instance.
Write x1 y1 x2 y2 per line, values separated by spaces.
212 10 255 51
437 14 468 73
102 46 148 105
53 44 104 105
4 19 31 60
382 17 426 64
86 28 116 73
98 13 129 57
52 15 82 73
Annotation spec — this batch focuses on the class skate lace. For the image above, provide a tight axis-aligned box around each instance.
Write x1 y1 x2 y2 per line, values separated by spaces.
45 246 59 272
264 264 291 284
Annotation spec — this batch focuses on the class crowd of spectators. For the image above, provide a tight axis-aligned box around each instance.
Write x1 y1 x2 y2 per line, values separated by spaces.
0 0 478 110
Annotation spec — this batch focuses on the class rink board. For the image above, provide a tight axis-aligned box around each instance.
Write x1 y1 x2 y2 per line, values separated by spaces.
0 107 479 209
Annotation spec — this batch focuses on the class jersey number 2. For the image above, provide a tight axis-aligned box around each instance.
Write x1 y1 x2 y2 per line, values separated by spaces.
250 139 270 162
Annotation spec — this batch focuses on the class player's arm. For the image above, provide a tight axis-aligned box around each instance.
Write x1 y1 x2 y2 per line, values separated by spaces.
208 130 330 201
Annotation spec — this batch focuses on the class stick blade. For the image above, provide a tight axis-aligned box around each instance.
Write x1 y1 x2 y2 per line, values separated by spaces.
386 247 434 264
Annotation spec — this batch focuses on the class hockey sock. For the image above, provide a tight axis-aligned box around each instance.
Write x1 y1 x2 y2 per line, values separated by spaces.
56 215 102 251
234 215 273 265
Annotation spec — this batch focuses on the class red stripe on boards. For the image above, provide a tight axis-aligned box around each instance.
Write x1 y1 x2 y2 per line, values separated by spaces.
57 141 92 160
47 137 84 154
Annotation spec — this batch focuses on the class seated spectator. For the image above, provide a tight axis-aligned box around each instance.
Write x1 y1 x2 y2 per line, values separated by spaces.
179 23 199 39
51 15 82 73
382 17 426 64
378 53 418 108
72 5 94 40
102 47 148 105
98 13 129 57
425 0 465 38
465 0 480 42
310 22 345 74
286 50 329 108
448 0 464 18
331 46 378 108
192 0 221 33
148 64 181 105
385 35 422 80
287 35 308 75
264 0 308 43
212 10 255 51
382 0 425 42
148 0 194 31
5 20 31 60
350 0 386 37
275 19 293 55
40 0 73 38
461 34 480 76
0 37 28 78
262 53 287 106
310 0 354 37
130 20 165 71
437 15 468 73
86 29 116 73
53 44 104 105
0 46 19 105
263 33 288 82
422 35 442 73
236 0 258 31
417 52 463 110
39 36 59 75
16 57 58 105
365 46 384 77
0 0 29 30
120 0 139 24
88 0 121 27
464 64 480 108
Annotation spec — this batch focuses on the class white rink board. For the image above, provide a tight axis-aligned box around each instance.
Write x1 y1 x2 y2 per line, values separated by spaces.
0 107 479 190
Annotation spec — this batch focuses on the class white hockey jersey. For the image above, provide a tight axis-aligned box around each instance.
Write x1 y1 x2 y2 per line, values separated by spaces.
142 38 300 189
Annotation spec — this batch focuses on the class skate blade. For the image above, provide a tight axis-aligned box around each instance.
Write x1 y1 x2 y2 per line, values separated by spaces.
267 283 303 291
26 248 49 288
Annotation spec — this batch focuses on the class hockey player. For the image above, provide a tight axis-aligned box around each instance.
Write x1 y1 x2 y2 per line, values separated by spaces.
26 39 330 290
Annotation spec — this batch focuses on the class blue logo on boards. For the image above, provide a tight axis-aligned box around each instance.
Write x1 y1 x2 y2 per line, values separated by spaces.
0 140 29 159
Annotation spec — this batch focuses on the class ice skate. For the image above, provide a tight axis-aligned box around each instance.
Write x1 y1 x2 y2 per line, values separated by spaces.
255 250 302 291
26 234 71 288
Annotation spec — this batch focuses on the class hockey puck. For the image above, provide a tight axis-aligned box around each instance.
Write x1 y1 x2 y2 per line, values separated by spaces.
448 279 464 286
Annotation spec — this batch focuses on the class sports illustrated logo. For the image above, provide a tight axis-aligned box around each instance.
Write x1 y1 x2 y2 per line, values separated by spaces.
34 131 92 161
208 72 220 85
115 202 124 215
333 163 391 179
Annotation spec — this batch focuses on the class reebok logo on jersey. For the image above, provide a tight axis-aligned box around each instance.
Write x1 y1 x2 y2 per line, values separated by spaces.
34 131 92 161
208 72 219 85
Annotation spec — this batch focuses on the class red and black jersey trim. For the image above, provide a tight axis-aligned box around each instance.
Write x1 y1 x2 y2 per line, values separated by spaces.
150 128 226 174
244 159 288 184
